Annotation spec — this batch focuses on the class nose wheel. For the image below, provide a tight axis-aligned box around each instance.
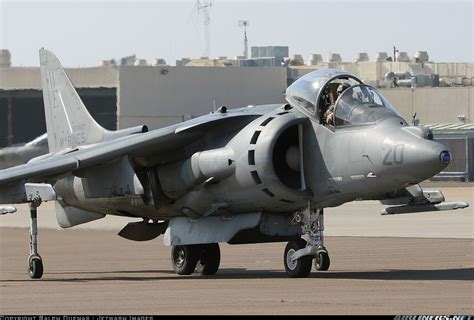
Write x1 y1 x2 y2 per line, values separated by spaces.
315 249 330 271
284 239 312 278
285 206 331 277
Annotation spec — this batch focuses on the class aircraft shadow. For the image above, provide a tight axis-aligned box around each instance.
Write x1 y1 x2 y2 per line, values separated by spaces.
1 267 473 282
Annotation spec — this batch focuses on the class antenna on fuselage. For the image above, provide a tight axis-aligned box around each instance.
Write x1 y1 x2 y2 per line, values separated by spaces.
412 112 419 126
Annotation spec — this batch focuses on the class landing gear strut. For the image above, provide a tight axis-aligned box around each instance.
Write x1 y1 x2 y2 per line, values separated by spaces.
28 201 43 279
284 205 330 277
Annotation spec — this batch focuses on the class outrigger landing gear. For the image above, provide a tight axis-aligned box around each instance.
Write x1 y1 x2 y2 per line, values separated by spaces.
284 205 330 277
22 183 56 279
28 201 43 279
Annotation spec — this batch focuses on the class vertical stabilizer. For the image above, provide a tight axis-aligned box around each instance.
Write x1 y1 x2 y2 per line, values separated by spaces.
39 48 107 152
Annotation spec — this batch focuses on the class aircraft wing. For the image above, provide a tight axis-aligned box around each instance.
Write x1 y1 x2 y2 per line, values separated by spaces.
0 113 259 186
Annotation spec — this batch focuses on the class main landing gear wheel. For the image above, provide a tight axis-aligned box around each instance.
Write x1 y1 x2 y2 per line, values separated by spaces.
28 256 43 279
171 245 200 275
196 243 221 275
284 239 312 278
315 250 330 271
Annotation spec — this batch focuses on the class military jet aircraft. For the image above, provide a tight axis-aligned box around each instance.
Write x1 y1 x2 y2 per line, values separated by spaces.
0 49 468 279
0 134 48 169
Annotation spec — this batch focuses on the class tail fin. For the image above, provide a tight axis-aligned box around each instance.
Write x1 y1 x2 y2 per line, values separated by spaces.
39 48 106 153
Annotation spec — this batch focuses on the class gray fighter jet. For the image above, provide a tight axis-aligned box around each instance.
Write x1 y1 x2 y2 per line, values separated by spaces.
0 134 48 169
0 49 469 279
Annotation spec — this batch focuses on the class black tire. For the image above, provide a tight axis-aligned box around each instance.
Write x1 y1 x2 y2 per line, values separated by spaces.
28 257 43 279
284 239 312 278
196 243 221 275
171 245 200 275
315 251 330 271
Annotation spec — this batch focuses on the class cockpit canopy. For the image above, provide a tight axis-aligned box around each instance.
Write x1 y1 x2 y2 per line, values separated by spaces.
334 84 404 126
286 69 362 118
286 69 406 127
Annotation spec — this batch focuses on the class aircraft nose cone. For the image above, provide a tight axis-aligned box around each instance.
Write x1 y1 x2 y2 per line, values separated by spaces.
381 131 450 185
403 140 450 182
439 150 451 165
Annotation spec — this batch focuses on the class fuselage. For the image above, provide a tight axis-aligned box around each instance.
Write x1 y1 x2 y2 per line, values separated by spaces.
52 103 449 221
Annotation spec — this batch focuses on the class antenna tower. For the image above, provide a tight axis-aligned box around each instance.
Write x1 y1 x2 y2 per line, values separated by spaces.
197 0 212 58
238 20 249 59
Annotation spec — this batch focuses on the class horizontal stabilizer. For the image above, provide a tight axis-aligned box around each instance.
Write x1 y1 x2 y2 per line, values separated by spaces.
381 201 469 215
118 221 168 241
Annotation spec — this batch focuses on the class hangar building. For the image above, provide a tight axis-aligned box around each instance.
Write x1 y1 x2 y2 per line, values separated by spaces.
0 64 286 148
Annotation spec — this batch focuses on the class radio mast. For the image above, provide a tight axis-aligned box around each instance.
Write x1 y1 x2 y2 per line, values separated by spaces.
197 0 212 58
238 20 249 59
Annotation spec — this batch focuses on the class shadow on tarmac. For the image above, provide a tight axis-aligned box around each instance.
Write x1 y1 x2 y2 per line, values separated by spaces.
1 267 473 282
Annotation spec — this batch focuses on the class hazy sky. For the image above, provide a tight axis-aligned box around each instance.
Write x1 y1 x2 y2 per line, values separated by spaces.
1 0 472 67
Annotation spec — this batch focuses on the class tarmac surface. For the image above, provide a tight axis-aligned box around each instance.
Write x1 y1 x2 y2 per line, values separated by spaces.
0 230 473 315
0 184 473 314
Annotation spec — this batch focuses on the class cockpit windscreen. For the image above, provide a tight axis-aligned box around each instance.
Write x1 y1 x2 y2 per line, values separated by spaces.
334 85 405 127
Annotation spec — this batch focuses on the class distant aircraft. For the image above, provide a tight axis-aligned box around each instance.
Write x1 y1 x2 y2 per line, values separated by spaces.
0 49 468 279
0 134 48 169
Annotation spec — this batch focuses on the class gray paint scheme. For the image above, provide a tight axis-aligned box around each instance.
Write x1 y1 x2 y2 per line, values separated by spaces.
164 213 261 246
0 134 48 169
0 50 469 278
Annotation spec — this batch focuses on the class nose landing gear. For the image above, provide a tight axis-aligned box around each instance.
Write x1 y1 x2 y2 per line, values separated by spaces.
315 250 330 271
284 206 330 277
284 238 312 278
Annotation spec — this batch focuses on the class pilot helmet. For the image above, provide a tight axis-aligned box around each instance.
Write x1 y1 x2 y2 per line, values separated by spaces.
337 83 351 95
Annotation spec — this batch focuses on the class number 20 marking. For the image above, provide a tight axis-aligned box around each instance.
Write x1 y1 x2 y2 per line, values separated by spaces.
383 144 405 165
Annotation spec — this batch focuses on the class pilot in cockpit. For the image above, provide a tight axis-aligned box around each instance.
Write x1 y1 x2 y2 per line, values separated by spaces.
325 83 350 125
